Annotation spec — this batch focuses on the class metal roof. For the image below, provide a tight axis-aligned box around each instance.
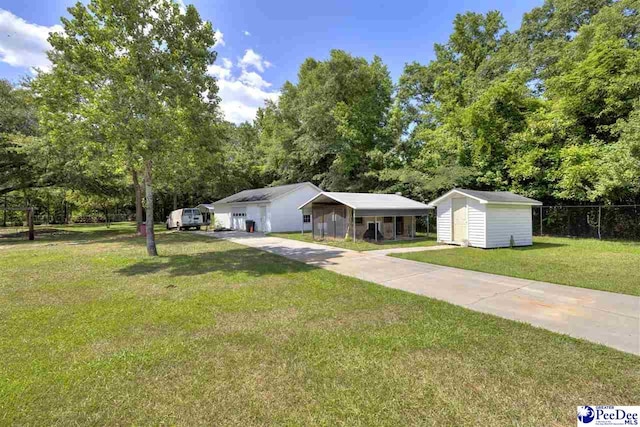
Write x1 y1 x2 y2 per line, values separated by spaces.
214 182 319 204
196 203 215 212
428 189 542 206
299 192 432 212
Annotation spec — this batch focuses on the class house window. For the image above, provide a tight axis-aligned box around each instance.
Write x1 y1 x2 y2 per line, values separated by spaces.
303 214 311 223
384 217 393 223
355 217 363 225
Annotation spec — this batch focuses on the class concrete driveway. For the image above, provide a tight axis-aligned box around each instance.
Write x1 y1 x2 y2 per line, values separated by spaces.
203 231 640 355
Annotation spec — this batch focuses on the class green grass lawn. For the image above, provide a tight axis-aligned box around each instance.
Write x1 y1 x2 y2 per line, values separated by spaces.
392 236 640 296
269 231 439 251
0 225 638 425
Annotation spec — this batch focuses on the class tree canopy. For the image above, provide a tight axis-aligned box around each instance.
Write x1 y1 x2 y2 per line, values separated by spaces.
32 0 222 255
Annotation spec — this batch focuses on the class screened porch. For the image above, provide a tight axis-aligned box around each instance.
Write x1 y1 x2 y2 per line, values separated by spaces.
298 192 432 242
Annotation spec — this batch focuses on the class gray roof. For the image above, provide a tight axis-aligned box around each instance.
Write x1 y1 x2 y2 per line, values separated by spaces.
429 189 542 206
299 192 432 213
196 203 215 212
214 182 317 204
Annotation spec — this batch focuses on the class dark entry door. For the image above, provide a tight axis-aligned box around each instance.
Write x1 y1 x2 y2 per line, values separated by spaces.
395 217 404 235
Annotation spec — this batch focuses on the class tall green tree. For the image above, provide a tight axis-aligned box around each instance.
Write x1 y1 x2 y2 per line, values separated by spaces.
34 0 220 255
389 0 639 204
257 50 393 191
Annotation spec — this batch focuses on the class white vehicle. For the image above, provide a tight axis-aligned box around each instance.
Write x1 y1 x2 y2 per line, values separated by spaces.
166 208 204 230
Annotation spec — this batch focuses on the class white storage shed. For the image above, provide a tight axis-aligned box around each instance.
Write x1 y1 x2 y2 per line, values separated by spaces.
212 182 321 233
428 189 542 248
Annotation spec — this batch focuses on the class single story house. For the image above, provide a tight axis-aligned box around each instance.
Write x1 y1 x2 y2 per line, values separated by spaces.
298 192 432 241
428 189 542 248
213 182 321 233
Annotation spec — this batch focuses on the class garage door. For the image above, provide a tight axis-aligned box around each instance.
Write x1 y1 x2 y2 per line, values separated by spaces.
231 208 246 230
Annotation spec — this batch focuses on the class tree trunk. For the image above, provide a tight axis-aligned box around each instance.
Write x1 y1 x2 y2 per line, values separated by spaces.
27 208 34 241
173 193 177 211
3 195 6 227
144 160 158 256
132 169 143 234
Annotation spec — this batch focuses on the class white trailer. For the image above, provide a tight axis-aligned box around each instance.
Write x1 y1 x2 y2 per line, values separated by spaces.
166 208 204 230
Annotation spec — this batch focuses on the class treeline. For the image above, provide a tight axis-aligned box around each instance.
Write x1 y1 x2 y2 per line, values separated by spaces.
242 0 640 204
2 0 639 235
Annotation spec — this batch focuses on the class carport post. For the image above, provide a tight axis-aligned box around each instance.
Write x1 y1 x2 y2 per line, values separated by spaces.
301 211 304 235
352 209 356 242
426 214 429 237
393 216 396 240
412 216 416 239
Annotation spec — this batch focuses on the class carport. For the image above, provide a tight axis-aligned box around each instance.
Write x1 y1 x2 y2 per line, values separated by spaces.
196 203 214 226
298 192 432 241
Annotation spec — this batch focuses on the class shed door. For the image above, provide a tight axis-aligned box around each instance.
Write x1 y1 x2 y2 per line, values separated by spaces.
258 205 267 232
452 198 467 242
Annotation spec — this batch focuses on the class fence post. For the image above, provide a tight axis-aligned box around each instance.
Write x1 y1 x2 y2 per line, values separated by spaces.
598 206 602 239
539 206 543 236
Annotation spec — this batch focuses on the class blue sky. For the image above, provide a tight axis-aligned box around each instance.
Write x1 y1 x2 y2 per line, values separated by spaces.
0 0 542 123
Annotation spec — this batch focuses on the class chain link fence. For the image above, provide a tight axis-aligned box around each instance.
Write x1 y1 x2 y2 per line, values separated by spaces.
533 205 640 240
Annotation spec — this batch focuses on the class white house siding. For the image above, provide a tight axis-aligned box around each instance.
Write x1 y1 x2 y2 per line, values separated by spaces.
268 184 320 232
485 204 533 248
244 204 262 231
214 204 231 228
467 198 486 248
436 199 452 243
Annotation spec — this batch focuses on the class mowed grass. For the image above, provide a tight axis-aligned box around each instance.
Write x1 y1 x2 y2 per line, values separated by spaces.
392 236 640 296
0 225 638 425
269 231 438 251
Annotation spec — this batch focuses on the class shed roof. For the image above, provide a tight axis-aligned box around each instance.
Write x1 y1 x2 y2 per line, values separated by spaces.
428 189 542 207
214 182 320 205
298 192 432 216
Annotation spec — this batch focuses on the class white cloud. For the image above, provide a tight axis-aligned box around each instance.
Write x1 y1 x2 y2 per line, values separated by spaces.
213 29 225 47
208 52 279 123
238 70 271 89
221 57 233 69
0 9 62 72
238 48 271 72
207 64 231 80
243 30 251 36
217 79 279 123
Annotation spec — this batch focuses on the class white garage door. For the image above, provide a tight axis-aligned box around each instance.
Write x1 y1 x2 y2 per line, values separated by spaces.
231 208 247 230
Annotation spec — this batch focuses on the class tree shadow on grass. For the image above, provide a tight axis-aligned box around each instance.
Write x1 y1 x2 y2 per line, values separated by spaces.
0 225 193 248
0 227 134 247
117 246 316 278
